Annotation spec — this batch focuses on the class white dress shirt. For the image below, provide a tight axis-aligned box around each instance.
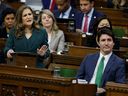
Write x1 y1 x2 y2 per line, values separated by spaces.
59 6 72 18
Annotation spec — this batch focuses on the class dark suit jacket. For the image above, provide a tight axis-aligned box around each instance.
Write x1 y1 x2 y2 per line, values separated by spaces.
76 52 126 87
76 9 105 34
53 7 83 29
0 27 8 38
53 7 79 18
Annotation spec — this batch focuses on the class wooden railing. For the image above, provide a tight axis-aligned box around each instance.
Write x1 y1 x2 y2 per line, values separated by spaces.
0 64 97 96
106 82 128 96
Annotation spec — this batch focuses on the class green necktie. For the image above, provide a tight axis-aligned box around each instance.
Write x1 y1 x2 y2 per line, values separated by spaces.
95 57 105 87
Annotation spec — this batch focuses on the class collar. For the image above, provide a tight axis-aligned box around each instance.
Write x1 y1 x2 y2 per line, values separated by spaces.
85 8 94 17
64 6 72 16
99 52 112 60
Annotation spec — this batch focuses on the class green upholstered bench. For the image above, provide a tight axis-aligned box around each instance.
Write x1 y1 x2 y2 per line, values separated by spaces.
113 27 126 38
60 68 77 78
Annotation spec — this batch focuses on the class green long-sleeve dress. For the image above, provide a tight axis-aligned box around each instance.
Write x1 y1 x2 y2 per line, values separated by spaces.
4 28 50 68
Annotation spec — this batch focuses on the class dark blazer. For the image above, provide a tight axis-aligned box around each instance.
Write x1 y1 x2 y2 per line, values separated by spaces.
0 27 8 38
76 9 105 34
76 52 126 87
53 7 83 29
53 7 80 18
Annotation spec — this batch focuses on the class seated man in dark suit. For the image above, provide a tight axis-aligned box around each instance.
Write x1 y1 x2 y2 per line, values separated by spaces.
53 0 80 18
53 0 83 29
76 28 126 95
76 0 105 34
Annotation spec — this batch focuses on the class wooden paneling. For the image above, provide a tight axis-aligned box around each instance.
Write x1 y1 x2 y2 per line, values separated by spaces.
68 45 127 58
7 52 37 68
0 64 97 96
106 82 128 96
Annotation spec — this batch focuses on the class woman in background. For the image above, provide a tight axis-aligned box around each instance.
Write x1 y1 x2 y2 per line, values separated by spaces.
4 5 50 68
39 9 65 54
0 7 15 64
0 7 16 38
92 16 120 49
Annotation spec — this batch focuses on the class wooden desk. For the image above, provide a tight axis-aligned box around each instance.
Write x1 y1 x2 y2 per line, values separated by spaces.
0 64 97 96
50 53 83 69
7 52 37 68
106 82 128 96
64 32 84 46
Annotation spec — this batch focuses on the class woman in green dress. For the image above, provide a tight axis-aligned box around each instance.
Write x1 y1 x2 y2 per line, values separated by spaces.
4 5 50 68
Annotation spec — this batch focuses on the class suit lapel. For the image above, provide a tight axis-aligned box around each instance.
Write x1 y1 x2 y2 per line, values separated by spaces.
89 9 97 30
88 53 99 81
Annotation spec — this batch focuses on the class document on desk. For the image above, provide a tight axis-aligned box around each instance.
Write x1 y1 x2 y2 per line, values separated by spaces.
72 79 88 84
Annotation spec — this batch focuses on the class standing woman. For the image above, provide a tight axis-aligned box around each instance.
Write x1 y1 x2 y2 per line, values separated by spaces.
4 5 50 68
39 9 65 54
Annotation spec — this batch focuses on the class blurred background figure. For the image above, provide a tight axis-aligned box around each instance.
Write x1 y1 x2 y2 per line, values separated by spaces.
41 0 57 11
0 8 16 38
0 0 11 26
104 0 126 8
0 7 16 64
39 9 65 54
53 0 81 19
76 0 105 33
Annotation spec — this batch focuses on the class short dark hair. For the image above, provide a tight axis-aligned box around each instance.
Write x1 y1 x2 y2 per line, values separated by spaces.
87 0 95 3
2 8 16 23
96 27 115 43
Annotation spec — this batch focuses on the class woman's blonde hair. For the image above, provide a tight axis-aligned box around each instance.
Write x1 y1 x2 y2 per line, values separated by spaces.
39 9 59 32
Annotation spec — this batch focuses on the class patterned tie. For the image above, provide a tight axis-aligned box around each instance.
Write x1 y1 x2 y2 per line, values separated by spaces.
95 56 105 87
83 15 88 32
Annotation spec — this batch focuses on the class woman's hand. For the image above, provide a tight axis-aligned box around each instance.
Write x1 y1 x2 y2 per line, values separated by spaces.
37 45 48 56
7 49 14 58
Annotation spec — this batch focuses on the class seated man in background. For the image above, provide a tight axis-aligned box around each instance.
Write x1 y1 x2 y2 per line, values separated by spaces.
76 0 105 33
76 28 126 96
105 0 126 8
53 0 81 18
53 0 83 29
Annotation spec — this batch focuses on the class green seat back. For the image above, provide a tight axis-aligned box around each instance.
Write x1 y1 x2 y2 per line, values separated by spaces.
113 27 126 38
60 68 77 78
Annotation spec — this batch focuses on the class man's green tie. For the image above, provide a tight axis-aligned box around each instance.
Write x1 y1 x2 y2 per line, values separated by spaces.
95 57 105 87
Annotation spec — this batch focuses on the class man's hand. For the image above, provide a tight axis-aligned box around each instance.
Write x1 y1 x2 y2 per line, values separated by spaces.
97 88 106 94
